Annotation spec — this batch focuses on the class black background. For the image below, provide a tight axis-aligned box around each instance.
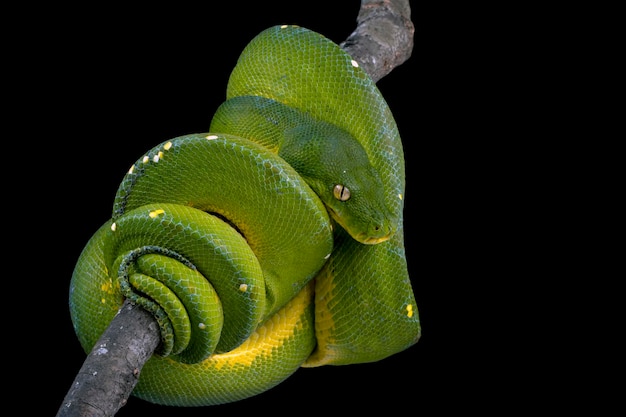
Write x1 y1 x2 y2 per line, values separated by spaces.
30 1 496 415
10 1 599 414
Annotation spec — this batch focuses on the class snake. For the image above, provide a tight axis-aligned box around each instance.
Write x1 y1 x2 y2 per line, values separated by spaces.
69 25 420 407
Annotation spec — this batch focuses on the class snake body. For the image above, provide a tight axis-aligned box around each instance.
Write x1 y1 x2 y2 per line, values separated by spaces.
69 25 420 406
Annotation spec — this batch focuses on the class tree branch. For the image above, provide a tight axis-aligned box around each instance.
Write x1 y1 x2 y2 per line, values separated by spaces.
56 1 414 416
341 0 414 82
57 300 160 417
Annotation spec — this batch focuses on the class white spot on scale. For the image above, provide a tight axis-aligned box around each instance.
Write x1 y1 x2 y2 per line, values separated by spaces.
351 59 359 68
206 135 219 140
142 156 149 164
111 223 117 231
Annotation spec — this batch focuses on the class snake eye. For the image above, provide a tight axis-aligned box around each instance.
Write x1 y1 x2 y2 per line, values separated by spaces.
333 184 351 201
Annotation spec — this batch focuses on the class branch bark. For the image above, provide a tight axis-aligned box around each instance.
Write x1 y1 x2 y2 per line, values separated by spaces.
341 0 414 83
57 1 414 416
57 301 160 417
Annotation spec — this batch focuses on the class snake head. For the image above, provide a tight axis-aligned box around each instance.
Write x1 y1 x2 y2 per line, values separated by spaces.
325 175 396 245
280 124 396 245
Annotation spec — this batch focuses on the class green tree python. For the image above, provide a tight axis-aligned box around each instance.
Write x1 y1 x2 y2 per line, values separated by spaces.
69 25 420 406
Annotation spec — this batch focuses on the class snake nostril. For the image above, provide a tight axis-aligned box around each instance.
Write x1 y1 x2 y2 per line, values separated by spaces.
368 224 386 240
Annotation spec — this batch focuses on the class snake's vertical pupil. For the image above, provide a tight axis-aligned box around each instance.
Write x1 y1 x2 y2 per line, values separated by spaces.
333 184 351 201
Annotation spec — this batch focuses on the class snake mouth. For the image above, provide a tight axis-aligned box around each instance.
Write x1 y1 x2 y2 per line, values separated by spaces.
328 208 393 245
358 234 392 245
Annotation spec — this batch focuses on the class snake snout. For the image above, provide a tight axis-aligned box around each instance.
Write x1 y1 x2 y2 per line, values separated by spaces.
367 222 394 244
353 219 394 245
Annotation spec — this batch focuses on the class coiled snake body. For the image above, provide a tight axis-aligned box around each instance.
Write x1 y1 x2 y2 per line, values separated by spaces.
69 25 420 406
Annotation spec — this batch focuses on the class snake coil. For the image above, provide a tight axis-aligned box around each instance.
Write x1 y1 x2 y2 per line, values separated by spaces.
69 25 420 406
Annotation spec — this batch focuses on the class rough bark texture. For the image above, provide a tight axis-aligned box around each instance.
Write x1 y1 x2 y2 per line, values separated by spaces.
341 0 414 82
56 301 160 417
56 1 414 416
